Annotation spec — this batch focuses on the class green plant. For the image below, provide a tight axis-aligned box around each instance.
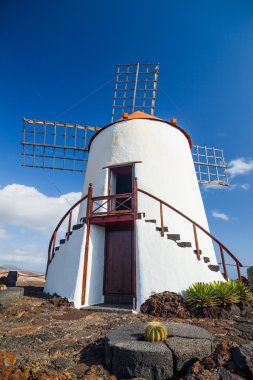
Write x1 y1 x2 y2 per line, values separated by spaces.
212 281 240 306
144 321 168 342
184 282 219 308
229 281 253 302
0 284 7 291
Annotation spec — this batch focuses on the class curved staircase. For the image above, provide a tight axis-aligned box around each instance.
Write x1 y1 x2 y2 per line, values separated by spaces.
46 179 243 287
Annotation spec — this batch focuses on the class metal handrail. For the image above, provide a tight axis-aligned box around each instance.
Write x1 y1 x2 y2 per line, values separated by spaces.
137 188 243 281
46 194 88 275
47 185 243 282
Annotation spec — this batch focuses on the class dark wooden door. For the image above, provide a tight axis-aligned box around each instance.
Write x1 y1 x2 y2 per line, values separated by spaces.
104 229 133 295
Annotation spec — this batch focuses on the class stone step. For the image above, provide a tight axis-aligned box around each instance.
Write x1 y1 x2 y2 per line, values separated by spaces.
208 264 220 272
177 242 192 248
60 239 65 245
167 234 180 241
55 246 60 252
156 226 169 232
65 231 73 238
194 249 203 255
145 219 156 224
72 223 84 231
137 212 146 219
203 256 210 263
81 304 132 314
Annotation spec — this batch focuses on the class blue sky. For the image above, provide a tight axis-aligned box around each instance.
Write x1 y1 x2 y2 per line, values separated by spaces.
0 0 253 276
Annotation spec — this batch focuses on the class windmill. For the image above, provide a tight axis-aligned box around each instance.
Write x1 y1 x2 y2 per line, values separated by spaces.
21 62 241 310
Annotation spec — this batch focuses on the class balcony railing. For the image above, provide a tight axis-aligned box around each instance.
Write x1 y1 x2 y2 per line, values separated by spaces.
91 193 133 216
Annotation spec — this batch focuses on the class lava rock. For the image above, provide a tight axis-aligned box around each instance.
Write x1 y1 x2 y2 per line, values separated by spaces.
231 342 253 379
140 291 190 318
105 322 213 380
111 341 173 380
189 306 231 319
48 294 73 307
165 336 212 372
6 271 17 287
166 322 213 340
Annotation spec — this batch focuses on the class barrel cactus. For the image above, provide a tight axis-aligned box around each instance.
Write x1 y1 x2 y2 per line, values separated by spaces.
0 284 7 291
144 321 168 342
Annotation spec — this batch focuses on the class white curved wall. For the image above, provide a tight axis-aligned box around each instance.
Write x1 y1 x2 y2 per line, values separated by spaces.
46 117 224 309
80 118 218 264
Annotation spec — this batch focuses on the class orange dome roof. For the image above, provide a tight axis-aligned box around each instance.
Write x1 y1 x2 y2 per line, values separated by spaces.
117 110 162 121
89 110 192 150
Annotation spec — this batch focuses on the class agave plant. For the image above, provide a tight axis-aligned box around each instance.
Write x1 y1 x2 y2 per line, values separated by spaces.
229 281 253 302
212 281 240 306
184 282 219 308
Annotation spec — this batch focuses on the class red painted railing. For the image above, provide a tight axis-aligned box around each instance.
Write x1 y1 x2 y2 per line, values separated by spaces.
47 180 243 282
137 188 243 281
91 193 133 215
46 194 88 275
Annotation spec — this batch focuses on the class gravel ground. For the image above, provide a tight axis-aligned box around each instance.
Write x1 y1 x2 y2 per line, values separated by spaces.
0 286 253 377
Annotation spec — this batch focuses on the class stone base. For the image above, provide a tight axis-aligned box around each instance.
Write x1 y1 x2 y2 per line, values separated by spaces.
105 322 213 380
0 287 24 305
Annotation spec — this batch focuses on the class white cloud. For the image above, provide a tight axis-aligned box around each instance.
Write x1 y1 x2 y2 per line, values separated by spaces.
0 244 45 265
0 227 9 239
240 184 250 190
227 158 253 178
0 184 81 232
202 182 250 192
0 184 82 272
212 211 230 221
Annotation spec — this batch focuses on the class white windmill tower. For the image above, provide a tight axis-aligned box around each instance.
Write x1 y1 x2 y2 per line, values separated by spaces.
21 62 243 310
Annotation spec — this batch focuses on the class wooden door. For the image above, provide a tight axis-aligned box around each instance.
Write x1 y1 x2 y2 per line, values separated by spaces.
104 229 133 295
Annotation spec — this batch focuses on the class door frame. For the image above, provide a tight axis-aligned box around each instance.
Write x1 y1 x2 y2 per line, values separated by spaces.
108 164 135 197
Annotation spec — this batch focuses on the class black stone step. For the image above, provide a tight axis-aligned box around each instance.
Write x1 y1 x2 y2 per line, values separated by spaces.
167 234 180 241
194 249 202 255
156 226 169 232
60 239 65 245
55 246 60 251
81 304 132 314
65 231 73 238
72 223 84 231
137 212 146 219
208 264 220 272
145 219 156 224
104 295 133 305
203 257 210 263
177 242 192 248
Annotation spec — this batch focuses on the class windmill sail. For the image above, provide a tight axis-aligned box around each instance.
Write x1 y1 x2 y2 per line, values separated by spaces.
192 145 229 186
21 63 228 186
21 118 100 172
111 62 159 122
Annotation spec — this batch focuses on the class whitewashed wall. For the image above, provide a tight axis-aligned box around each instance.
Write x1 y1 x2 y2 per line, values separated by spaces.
45 224 105 308
136 219 224 310
46 117 224 310
79 118 218 264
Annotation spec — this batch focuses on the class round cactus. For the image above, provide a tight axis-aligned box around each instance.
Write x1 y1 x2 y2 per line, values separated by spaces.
144 321 168 342
0 284 7 291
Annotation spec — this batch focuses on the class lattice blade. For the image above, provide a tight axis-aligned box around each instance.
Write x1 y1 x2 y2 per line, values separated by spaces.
111 62 159 122
192 145 229 186
21 118 100 172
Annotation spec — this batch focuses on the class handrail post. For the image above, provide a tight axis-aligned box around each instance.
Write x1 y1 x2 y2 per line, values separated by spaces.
193 224 201 261
160 202 164 237
67 210 72 241
236 261 242 283
133 177 138 309
219 245 228 281
81 183 93 305
133 177 138 219
52 231 57 259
